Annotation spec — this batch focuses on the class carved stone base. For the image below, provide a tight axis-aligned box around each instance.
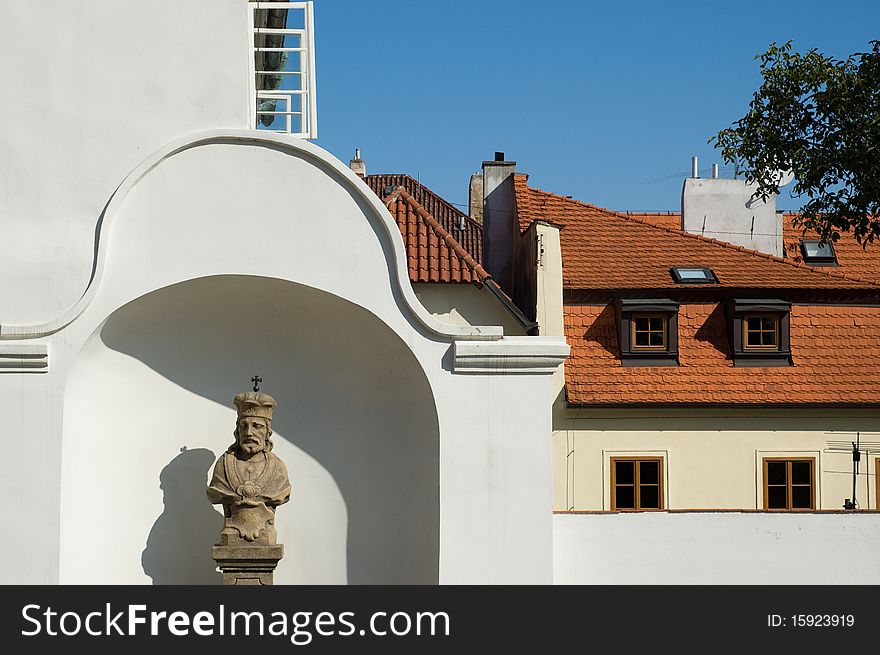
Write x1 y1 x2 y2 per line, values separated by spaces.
213 544 283 585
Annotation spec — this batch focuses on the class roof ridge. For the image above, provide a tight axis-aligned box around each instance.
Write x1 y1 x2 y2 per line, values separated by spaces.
622 210 680 215
386 187 491 283
522 185 880 289
367 173 483 232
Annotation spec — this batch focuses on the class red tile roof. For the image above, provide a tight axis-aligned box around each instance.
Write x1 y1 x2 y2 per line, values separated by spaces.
565 303 880 405
365 174 482 266
580 208 880 282
619 211 681 230
514 174 880 406
512 175 880 291
782 213 880 280
383 186 490 284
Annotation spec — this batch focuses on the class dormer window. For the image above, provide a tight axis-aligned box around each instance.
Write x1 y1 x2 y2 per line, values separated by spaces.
670 267 718 284
725 300 791 366
615 299 678 366
799 240 837 266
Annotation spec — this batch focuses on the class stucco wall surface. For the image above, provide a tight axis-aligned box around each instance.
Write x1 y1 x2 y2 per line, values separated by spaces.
413 283 526 336
0 0 248 323
554 511 880 584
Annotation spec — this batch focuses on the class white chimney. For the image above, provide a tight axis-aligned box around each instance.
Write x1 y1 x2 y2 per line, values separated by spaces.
681 158 782 257
482 152 517 293
349 148 366 178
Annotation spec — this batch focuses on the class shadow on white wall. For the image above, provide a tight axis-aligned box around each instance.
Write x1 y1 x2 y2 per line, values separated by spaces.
141 447 223 584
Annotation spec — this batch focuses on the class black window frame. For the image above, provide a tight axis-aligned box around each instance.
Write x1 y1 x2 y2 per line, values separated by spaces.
670 266 719 284
724 299 792 367
799 239 837 266
615 299 679 366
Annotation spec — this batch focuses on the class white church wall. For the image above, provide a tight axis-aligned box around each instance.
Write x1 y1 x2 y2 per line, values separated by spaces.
0 372 63 582
0 0 568 585
435 371 554 583
0 0 248 323
0 133 566 583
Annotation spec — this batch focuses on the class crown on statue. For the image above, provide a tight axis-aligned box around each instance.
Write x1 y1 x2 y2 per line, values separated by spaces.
234 391 277 420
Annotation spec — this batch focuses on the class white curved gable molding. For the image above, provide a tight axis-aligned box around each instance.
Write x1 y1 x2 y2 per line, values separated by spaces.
0 130 502 342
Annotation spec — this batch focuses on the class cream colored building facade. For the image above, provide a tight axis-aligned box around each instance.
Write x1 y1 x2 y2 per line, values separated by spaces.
533 208 880 513
552 408 880 512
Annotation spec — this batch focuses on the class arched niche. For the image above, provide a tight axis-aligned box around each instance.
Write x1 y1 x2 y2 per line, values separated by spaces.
60 275 440 584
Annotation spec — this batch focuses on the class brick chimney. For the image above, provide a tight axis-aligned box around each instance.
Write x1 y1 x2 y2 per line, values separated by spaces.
469 172 484 224
349 148 366 178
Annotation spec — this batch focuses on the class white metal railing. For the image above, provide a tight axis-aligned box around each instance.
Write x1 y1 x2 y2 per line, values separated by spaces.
248 1 317 139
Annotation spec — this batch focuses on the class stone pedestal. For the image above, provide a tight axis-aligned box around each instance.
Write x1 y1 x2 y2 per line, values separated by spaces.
213 544 283 585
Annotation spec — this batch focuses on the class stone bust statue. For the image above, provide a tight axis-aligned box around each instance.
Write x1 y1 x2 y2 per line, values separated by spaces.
207 390 291 545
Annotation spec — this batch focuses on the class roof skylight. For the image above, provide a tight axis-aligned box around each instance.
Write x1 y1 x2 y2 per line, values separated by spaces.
670 267 718 284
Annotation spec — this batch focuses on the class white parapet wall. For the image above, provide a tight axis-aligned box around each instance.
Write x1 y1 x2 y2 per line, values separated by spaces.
554 511 880 584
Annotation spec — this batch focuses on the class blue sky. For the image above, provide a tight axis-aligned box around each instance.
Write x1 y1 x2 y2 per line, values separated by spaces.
312 0 879 213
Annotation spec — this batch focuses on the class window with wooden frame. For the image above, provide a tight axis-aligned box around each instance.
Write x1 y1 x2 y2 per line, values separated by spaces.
743 314 780 351
615 299 678 366
763 458 815 510
631 314 667 351
611 457 664 510
725 299 791 366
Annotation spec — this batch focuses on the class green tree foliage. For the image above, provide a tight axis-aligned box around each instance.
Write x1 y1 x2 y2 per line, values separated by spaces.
712 41 880 244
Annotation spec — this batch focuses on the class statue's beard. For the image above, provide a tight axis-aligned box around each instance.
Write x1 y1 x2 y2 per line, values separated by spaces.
240 439 263 455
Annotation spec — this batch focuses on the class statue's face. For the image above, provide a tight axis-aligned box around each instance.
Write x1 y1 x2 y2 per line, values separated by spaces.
237 416 269 456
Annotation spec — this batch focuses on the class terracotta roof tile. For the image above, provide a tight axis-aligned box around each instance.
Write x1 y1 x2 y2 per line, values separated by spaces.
365 174 482 266
578 209 880 283
619 211 682 229
513 174 536 233
512 177 880 290
384 187 490 284
782 213 880 280
565 304 880 405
